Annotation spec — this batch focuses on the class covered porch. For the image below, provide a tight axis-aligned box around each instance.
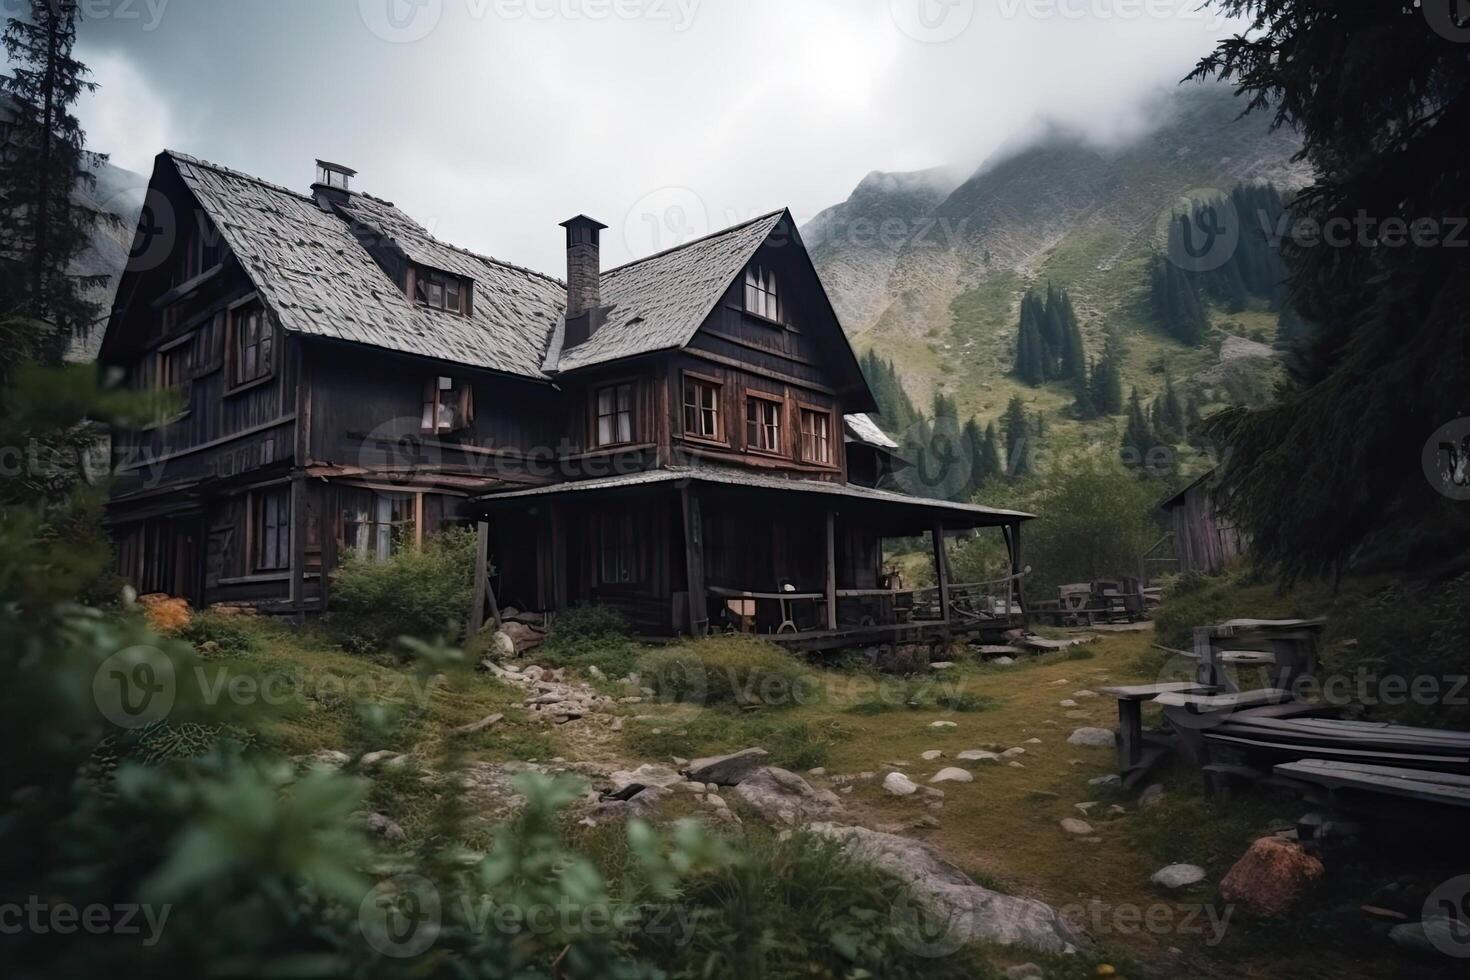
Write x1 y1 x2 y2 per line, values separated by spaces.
465 468 1034 649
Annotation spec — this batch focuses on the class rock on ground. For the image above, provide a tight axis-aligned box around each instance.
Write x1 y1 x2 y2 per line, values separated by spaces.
807 823 1084 954
1219 836 1325 916
608 763 684 793
683 748 769 786
883 771 919 795
1059 818 1094 835
733 767 845 826
1151 864 1206 890
1138 783 1165 807
452 712 504 735
930 767 974 784
1066 727 1115 747
1389 918 1462 958
957 749 1001 762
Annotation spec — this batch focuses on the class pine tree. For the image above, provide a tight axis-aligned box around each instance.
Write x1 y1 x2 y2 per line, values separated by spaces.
979 422 1003 485
0 1 109 358
1072 359 1098 419
1121 387 1154 464
961 417 987 497
1089 332 1125 415
1001 396 1032 477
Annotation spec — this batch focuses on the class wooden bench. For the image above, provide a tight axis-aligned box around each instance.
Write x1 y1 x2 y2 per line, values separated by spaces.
1274 759 1470 809
1101 682 1212 776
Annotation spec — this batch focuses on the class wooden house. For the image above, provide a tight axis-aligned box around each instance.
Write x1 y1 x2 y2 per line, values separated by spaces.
101 152 1032 645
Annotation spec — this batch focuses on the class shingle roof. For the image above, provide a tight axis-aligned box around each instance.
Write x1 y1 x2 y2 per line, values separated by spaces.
545 210 787 374
843 412 899 450
471 463 1034 523
167 151 565 378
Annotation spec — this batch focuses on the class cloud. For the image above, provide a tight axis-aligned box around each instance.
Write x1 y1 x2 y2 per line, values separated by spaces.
73 49 176 175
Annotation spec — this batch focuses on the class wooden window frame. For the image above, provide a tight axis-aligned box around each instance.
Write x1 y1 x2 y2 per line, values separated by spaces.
680 371 725 445
225 296 276 395
250 485 291 573
743 263 782 324
591 379 638 448
339 487 418 562
421 376 475 435
797 403 836 468
141 332 194 427
410 264 473 316
743 390 784 456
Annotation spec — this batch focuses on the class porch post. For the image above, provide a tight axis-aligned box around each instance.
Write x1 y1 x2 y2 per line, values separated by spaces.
681 486 708 636
469 519 502 635
290 473 307 623
824 509 837 631
1003 521 1027 622
931 518 950 625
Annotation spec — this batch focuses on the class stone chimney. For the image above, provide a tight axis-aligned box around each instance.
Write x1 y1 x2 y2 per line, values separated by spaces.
312 159 356 209
559 214 607 347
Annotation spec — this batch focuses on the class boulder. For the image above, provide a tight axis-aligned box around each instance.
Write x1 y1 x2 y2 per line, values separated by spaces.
362 811 407 842
929 720 958 729
1087 774 1122 791
683 747 769 786
807 823 1084 953
957 749 1001 763
500 620 545 653
1219 837 1324 916
1138 783 1165 808
589 785 670 823
921 750 944 761
733 767 844 826
608 763 684 794
1389 918 1462 958
930 767 974 784
1151 864 1206 890
1066 727 1115 748
1060 818 1094 835
884 771 919 795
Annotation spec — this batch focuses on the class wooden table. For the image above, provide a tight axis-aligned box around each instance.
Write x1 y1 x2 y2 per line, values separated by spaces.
709 586 823 634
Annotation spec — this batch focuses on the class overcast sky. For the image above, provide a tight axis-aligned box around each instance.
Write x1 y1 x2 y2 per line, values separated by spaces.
65 0 1246 276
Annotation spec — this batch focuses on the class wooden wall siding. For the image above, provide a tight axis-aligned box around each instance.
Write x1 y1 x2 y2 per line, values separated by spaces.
664 351 847 480
1168 483 1247 574
112 278 298 494
306 344 563 483
556 363 661 457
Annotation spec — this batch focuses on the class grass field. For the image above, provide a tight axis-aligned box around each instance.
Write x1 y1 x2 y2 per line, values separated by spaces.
188 609 1470 979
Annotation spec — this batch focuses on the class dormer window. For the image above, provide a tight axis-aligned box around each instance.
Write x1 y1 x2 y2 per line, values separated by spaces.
412 265 471 315
744 264 781 323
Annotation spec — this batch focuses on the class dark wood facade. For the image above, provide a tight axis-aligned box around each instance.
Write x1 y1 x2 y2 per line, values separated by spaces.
103 152 1031 642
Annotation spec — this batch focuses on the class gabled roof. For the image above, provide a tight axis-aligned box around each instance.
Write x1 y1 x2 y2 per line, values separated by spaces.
544 210 786 373
166 151 565 378
138 153 861 395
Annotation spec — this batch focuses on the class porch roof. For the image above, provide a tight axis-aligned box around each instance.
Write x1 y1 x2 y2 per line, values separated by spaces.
470 466 1034 527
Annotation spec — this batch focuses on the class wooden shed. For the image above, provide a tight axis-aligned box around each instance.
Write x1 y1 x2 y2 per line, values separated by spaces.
1158 469 1247 574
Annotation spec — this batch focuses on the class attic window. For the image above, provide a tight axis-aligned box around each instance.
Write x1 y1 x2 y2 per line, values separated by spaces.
412 265 471 315
744 264 781 323
422 376 474 434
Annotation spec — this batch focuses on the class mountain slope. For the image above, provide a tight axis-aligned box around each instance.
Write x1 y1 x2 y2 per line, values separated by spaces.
806 84 1310 435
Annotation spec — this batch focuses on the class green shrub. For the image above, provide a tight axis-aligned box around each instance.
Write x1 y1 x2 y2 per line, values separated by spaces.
327 525 476 654
848 676 997 715
172 612 261 657
637 635 815 707
1151 564 1314 650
